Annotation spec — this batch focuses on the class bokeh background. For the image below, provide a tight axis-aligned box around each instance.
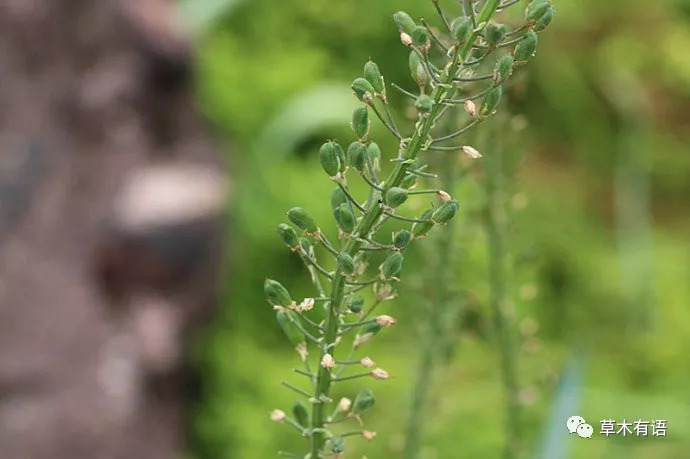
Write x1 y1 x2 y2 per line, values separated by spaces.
187 0 689 458
0 0 688 458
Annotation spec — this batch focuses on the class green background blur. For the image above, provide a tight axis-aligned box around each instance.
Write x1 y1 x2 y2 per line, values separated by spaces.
180 0 690 457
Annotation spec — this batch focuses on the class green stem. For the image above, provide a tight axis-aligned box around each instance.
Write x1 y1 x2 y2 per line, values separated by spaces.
482 123 520 459
308 3 501 455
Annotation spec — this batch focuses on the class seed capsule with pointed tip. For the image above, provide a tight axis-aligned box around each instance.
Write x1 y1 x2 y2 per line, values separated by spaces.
334 203 355 233
347 295 365 313
432 200 460 224
276 310 304 346
319 141 342 177
330 435 346 453
416 94 433 114
494 55 514 83
351 107 370 139
393 11 417 35
484 23 507 46
527 0 550 21
353 388 376 414
347 141 367 172
380 251 404 279
363 60 384 93
393 229 411 250
411 26 429 48
451 17 472 42
409 51 428 87
352 78 375 102
292 400 309 428
385 187 408 207
265 278 293 307
287 207 318 233
482 86 502 115
338 252 356 276
277 223 298 250
534 5 554 31
411 209 434 238
514 31 538 62
366 142 381 173
331 187 348 213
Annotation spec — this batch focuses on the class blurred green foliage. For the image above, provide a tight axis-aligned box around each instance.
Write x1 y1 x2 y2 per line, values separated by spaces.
185 0 690 457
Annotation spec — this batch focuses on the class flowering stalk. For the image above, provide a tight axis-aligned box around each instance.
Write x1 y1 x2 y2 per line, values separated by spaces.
266 1 554 457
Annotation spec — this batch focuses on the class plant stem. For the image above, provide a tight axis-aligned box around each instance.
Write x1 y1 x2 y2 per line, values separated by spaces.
482 122 520 459
308 3 501 455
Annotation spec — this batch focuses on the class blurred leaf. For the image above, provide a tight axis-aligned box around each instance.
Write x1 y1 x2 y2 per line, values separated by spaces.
252 84 359 159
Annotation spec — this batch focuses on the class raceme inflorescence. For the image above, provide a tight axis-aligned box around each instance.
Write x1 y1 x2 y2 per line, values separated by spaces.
265 1 554 457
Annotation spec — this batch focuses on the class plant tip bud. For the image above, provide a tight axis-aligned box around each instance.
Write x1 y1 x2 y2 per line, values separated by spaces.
464 99 477 116
376 315 397 327
400 32 413 47
438 190 452 201
360 356 376 368
338 397 352 412
462 145 482 159
362 431 377 442
321 353 335 369
370 368 390 380
270 409 286 422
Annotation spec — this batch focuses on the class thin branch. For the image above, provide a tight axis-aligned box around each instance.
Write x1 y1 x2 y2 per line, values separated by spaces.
359 172 384 191
282 380 313 398
337 183 367 213
432 119 482 144
430 0 453 32
391 82 418 100
421 18 449 53
443 85 494 104
383 210 433 224
371 103 403 140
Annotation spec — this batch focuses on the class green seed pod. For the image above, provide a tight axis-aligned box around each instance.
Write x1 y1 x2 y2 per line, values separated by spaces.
484 23 507 46
366 142 381 172
353 388 375 414
385 187 408 208
393 229 411 250
451 16 472 42
393 11 417 35
319 141 342 176
338 252 356 276
334 203 356 233
292 400 309 428
380 251 404 279
351 107 370 139
265 278 292 307
277 223 299 250
409 51 427 87
352 77 375 102
330 435 346 454
411 26 429 48
347 141 367 172
276 310 305 346
330 187 348 213
432 200 460 224
514 31 538 62
299 237 313 255
534 5 554 31
346 295 365 313
363 60 384 93
400 172 417 189
416 94 433 114
287 207 318 233
362 323 382 335
493 55 514 83
482 85 503 115
527 0 550 21
411 208 434 238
